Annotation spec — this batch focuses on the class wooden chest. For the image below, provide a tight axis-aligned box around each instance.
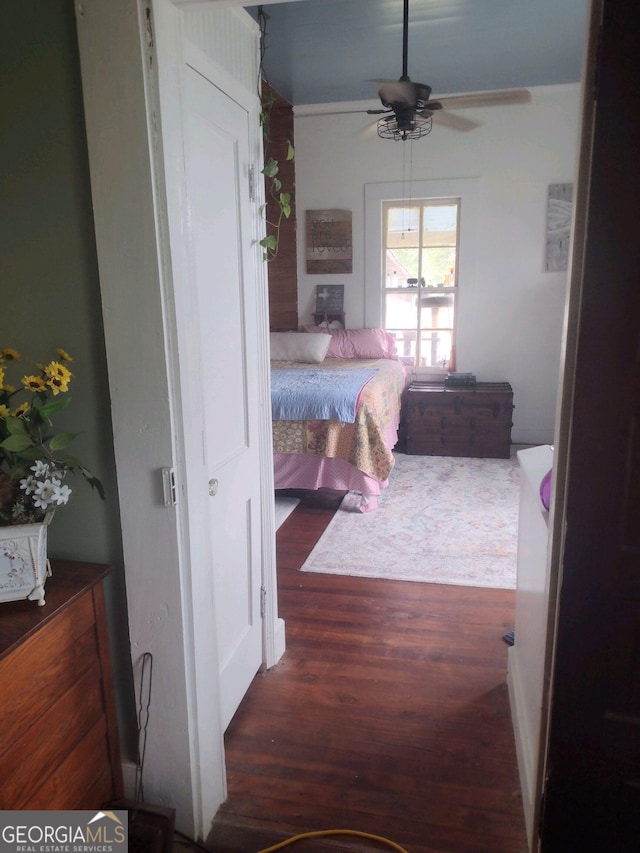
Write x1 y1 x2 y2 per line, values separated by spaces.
404 381 514 458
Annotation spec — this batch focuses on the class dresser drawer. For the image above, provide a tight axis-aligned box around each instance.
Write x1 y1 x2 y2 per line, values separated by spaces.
0 593 98 750
0 663 105 808
0 561 123 810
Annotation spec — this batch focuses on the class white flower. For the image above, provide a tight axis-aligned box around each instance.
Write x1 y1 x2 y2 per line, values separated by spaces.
19 475 37 495
33 479 55 510
30 460 50 478
51 483 72 506
32 494 53 510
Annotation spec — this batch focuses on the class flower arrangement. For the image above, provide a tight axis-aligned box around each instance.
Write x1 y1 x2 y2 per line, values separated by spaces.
0 347 104 526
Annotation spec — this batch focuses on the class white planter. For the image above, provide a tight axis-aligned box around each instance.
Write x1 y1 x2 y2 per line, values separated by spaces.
0 514 53 606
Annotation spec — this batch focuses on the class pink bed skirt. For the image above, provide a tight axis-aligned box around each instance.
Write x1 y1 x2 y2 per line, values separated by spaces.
273 454 388 511
273 417 399 513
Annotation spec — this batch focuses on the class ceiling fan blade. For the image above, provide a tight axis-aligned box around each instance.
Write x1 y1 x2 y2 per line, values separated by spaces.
366 108 392 115
357 120 380 139
430 111 481 132
436 89 531 110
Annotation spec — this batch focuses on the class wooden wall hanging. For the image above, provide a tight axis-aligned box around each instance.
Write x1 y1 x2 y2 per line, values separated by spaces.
305 209 352 274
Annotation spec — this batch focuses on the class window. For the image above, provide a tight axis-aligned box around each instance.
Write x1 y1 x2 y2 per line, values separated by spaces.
382 199 459 369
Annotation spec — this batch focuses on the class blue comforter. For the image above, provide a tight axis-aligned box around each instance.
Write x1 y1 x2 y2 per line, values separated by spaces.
271 367 378 423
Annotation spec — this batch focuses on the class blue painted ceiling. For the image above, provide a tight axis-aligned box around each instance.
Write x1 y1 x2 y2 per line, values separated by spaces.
245 0 590 105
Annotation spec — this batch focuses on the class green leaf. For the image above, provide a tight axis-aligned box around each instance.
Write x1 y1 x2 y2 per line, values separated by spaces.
39 396 72 417
0 434 33 452
262 158 279 178
87 476 106 501
49 431 77 451
4 416 28 436
12 447 41 464
259 235 277 250
55 453 82 468
280 193 291 218
37 395 71 427
286 140 295 161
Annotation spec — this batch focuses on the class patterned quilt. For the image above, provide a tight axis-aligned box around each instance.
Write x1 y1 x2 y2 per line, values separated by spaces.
271 357 406 483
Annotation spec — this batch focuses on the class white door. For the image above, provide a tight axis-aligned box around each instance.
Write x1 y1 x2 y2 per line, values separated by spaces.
183 64 263 729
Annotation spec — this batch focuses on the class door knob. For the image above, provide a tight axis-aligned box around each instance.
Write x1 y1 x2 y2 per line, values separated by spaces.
208 478 219 496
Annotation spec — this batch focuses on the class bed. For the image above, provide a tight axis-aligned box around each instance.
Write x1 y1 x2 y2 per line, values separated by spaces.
270 328 407 511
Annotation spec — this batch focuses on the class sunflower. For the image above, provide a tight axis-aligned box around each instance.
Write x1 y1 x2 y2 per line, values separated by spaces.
0 348 20 363
42 361 72 395
12 402 30 417
47 375 71 395
22 375 47 393
44 361 72 382
0 404 9 418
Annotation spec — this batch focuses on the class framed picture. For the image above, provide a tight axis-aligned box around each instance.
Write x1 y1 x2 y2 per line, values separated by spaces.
306 209 353 274
545 183 573 272
315 284 344 314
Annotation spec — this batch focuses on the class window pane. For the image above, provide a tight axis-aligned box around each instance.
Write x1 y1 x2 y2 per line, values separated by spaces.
419 329 453 369
386 329 417 365
419 292 455 328
421 247 456 287
385 247 420 286
386 207 420 247
422 204 457 247
385 292 417 329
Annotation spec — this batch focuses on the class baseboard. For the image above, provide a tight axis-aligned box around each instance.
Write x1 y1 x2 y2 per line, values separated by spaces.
121 758 138 799
507 647 535 850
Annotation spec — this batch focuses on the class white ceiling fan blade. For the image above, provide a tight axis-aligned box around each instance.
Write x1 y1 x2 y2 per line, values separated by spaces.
357 117 383 138
436 89 531 110
431 110 481 132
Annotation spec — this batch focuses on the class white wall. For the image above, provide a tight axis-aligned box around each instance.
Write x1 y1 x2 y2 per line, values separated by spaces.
293 85 582 445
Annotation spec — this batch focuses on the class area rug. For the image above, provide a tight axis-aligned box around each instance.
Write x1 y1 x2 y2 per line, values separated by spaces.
300 452 520 588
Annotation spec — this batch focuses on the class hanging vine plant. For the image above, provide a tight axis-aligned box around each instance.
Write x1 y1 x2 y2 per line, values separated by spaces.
257 8 295 262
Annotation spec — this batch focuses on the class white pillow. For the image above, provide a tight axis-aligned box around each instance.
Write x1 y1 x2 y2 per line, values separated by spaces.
270 331 331 363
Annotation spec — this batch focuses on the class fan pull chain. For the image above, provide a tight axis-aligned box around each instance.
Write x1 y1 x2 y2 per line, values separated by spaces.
400 140 415 238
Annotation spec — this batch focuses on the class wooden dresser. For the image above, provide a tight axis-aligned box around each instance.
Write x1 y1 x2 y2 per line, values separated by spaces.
0 560 123 809
404 381 514 458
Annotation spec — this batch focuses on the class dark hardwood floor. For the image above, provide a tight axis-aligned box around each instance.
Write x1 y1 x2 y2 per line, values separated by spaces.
207 490 527 853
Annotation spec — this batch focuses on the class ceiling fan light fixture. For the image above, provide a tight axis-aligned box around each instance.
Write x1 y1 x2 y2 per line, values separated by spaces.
377 112 432 141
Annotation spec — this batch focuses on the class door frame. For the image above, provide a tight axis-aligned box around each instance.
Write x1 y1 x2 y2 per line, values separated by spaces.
75 0 282 839
538 0 640 845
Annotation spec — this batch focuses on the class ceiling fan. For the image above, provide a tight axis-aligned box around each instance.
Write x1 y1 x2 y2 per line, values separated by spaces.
367 0 531 140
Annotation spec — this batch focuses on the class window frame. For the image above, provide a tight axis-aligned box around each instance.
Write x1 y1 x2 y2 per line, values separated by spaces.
382 198 460 370
364 177 480 378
